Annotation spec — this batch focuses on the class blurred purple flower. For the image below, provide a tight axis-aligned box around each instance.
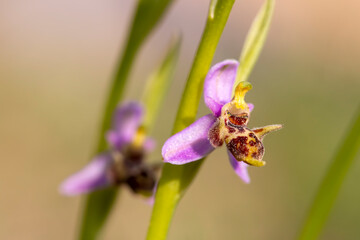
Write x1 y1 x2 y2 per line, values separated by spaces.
162 60 282 183
60 102 158 198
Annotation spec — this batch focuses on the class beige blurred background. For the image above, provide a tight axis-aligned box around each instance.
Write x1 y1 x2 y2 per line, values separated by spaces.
1 0 359 239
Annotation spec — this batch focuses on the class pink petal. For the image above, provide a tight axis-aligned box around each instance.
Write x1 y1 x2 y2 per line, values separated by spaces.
107 101 144 149
143 137 156 152
59 153 113 196
204 59 239 117
227 150 250 183
248 103 254 112
145 181 158 206
162 114 217 164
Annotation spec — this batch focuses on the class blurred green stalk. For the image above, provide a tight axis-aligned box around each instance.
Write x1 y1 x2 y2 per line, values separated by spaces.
142 35 181 134
78 1 175 239
298 105 360 240
146 1 235 239
234 0 274 87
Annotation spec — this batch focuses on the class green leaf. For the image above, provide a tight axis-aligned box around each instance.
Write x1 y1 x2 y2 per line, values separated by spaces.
234 0 275 88
78 0 175 239
298 105 360 240
142 35 181 133
146 1 235 239
97 0 176 152
77 189 117 240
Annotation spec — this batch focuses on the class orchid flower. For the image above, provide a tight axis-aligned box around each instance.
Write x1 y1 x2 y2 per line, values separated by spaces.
162 60 282 183
60 102 158 198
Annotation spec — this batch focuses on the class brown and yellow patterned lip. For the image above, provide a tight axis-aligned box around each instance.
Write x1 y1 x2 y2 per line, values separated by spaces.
225 128 265 167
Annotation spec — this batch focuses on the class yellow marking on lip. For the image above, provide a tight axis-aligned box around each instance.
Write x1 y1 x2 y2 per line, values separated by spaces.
243 157 266 167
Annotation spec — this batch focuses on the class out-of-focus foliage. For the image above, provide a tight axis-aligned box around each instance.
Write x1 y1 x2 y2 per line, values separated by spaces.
1 1 360 240
142 35 181 133
79 1 175 239
299 106 360 240
234 0 274 87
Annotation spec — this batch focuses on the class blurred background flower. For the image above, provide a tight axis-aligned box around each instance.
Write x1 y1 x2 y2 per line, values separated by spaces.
0 0 359 239
60 101 158 198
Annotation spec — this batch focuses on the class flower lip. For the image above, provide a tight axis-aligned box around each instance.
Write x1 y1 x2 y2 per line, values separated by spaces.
126 165 157 197
222 101 251 126
227 112 249 127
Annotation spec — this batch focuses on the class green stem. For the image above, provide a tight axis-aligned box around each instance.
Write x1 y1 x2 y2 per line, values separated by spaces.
234 0 275 88
78 1 175 239
146 1 235 239
298 105 360 240
142 36 181 134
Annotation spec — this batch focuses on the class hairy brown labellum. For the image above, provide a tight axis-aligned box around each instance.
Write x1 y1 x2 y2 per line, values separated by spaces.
107 150 158 196
225 127 265 166
207 101 281 167
208 119 224 147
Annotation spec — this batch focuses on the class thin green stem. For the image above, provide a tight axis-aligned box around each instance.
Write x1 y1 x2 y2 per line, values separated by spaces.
78 1 175 239
142 36 181 134
298 105 360 240
234 0 275 88
146 1 235 239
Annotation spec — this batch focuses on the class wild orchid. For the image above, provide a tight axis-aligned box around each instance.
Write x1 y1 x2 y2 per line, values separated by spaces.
60 102 158 198
162 60 282 182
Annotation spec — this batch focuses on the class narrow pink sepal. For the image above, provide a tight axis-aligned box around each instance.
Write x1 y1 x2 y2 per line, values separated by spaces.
162 114 217 165
227 150 250 184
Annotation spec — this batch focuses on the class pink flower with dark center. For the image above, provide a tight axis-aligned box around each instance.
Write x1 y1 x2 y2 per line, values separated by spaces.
162 60 282 183
60 102 158 198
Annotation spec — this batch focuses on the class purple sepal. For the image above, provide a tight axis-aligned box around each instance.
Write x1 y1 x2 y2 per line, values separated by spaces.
144 137 156 152
145 181 157 205
248 103 254 112
227 150 250 183
107 102 143 149
162 114 217 165
59 153 113 196
204 59 239 117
